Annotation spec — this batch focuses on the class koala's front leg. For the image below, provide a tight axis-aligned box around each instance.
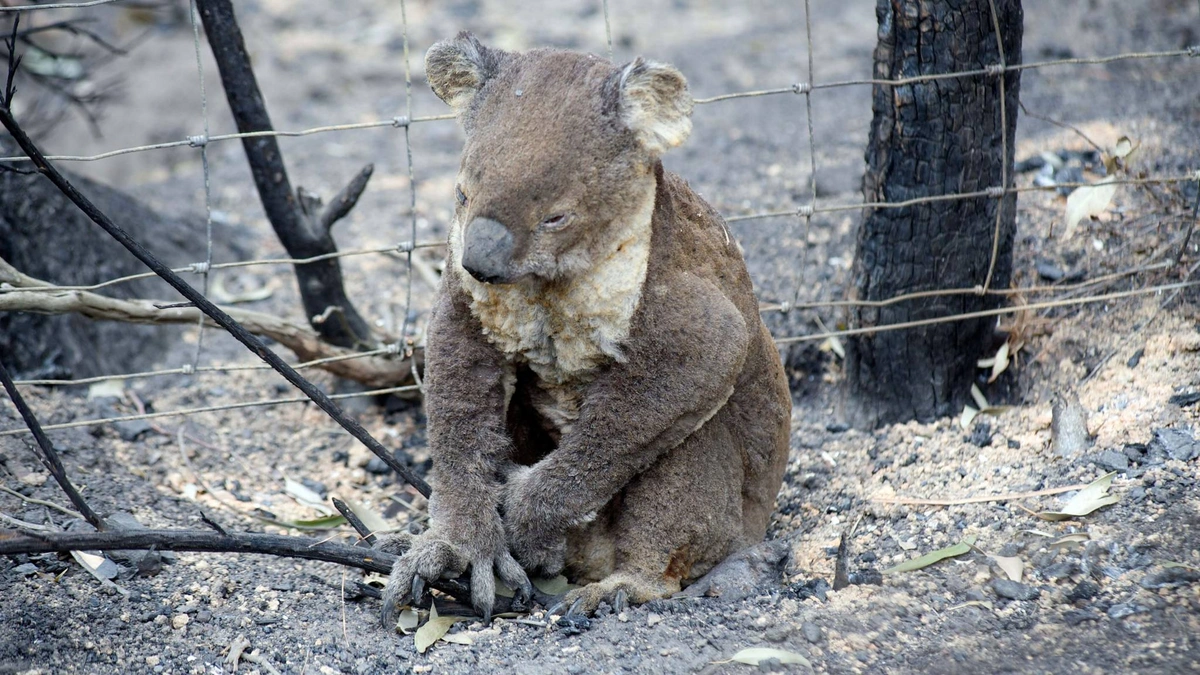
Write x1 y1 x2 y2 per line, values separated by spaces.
501 280 751 575
380 288 531 626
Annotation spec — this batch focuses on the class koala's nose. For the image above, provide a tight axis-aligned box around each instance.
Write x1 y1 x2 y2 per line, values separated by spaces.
461 217 515 284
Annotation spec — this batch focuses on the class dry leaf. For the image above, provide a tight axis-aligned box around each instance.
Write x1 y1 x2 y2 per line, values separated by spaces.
413 602 467 654
532 575 578 595
978 341 1010 383
441 634 473 646
283 478 333 515
338 497 388 537
1037 472 1120 521
1050 533 1091 548
883 536 976 574
396 608 419 635
1064 176 1117 238
719 647 812 668
991 555 1024 582
970 384 990 410
87 379 125 400
1112 136 1134 159
960 405 980 431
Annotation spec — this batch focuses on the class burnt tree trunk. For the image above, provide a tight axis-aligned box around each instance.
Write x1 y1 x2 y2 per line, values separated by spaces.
196 0 376 350
845 0 1023 428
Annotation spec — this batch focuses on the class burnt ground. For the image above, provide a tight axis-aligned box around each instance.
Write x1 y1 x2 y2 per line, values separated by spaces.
2 0 1200 673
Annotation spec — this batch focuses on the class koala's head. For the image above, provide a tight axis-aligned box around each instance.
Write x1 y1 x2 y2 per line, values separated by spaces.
426 33 693 285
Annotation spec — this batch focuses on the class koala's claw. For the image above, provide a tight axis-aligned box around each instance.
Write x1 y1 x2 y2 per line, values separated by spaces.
411 576 426 605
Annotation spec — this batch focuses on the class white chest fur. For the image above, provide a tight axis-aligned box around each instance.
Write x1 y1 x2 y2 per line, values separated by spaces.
447 193 654 432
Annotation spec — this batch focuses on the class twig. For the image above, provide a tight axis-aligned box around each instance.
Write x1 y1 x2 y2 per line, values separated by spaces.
0 85 431 499
870 483 1091 506
0 484 81 519
331 497 376 545
0 358 105 530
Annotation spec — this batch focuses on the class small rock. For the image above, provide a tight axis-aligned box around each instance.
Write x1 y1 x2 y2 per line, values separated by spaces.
1093 449 1129 472
1063 609 1099 626
145 656 160 667
364 457 392 475
646 613 662 627
1065 580 1100 602
300 478 328 498
1140 567 1200 589
1106 603 1147 620
801 622 822 643
967 420 993 448
1007 439 1021 449
758 657 784 673
195 610 213 624
114 420 154 442
1036 260 1065 282
616 612 629 623
13 563 39 576
992 579 1040 601
1150 427 1199 462
1126 348 1144 369
1167 390 1200 407
1051 394 1090 457
171 614 189 630
825 422 850 434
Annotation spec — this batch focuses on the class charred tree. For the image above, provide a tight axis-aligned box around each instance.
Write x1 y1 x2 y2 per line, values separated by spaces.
845 0 1023 428
195 0 376 350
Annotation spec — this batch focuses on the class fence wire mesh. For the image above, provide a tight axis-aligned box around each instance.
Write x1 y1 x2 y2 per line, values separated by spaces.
1 0 1198 437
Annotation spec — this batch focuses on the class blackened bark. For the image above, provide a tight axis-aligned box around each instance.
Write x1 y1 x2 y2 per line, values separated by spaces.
195 0 375 349
845 0 1022 428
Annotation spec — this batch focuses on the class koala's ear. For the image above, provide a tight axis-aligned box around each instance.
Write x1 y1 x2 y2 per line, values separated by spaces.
616 57 694 155
425 32 504 111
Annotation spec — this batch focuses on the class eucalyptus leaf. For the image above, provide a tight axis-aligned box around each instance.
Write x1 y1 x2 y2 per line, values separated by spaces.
1064 176 1117 238
883 536 976 574
414 602 467 654
721 647 811 667
1037 472 1120 521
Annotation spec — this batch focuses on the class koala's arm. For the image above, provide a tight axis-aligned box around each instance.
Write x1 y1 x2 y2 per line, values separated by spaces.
504 276 750 571
381 280 528 624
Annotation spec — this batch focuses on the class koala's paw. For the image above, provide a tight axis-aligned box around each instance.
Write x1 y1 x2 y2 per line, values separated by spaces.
502 467 567 577
373 531 415 556
379 525 531 629
550 572 670 616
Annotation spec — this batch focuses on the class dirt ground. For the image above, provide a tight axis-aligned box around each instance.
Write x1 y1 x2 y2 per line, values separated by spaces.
2 0 1199 673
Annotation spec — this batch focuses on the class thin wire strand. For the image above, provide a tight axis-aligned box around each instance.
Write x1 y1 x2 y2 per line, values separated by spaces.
0 0 126 11
0 385 421 437
981 0 1008 292
397 0 418 361
601 0 613 61
0 115 457 163
774 280 1199 345
188 0 214 371
1 241 445 294
693 48 1196 104
789 0 818 312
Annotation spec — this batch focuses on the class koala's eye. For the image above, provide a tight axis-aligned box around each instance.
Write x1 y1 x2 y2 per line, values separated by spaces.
540 213 571 230
455 185 468 207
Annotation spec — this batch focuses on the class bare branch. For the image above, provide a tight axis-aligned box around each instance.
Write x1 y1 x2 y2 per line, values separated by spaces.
0 258 422 391
318 163 375 233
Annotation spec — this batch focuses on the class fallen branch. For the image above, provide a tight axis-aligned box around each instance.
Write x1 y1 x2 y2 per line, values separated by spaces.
870 483 1091 507
0 258 422 391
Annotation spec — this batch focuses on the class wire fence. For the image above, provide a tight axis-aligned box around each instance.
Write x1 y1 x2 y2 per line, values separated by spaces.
1 0 1198 437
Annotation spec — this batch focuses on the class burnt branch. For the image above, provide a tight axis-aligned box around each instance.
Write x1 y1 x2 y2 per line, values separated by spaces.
195 0 375 350
0 527 532 614
0 359 104 531
0 99 432 498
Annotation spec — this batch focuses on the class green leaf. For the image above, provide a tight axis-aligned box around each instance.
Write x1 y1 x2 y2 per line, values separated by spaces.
718 647 811 668
1037 472 1120 521
277 514 347 530
883 536 976 574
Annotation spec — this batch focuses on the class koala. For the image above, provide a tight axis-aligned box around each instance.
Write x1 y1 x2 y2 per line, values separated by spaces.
380 33 791 624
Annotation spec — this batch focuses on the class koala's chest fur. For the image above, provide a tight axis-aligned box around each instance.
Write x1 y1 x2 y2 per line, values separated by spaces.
449 198 655 432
